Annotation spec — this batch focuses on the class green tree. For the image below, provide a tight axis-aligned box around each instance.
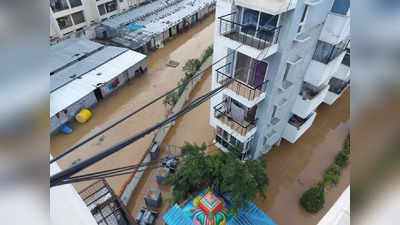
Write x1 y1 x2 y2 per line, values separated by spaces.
300 186 325 213
183 59 201 76
164 142 269 215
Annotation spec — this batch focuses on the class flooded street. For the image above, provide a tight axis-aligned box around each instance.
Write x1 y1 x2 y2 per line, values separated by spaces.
127 83 349 225
51 10 350 224
255 89 350 225
127 68 216 225
50 14 216 193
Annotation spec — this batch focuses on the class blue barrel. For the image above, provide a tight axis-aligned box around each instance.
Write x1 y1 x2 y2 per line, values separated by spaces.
60 124 72 134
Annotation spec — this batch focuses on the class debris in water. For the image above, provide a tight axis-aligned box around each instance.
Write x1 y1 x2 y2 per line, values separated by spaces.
166 60 180 68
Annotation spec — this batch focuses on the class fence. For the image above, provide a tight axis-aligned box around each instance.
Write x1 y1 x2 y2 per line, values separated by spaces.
79 179 135 225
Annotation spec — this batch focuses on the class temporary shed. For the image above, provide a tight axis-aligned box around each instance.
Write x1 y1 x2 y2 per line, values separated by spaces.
50 38 147 134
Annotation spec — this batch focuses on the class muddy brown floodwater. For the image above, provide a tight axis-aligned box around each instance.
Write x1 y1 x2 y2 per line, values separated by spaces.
51 11 350 224
50 14 216 193
127 84 349 225
255 89 350 225
127 67 216 225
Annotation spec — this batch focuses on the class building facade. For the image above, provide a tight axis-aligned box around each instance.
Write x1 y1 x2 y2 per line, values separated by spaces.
210 0 350 160
50 0 145 40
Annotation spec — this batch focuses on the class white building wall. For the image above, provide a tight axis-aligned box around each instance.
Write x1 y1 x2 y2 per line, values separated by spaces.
282 111 317 143
317 186 350 225
209 0 234 131
319 11 350 45
304 51 345 87
50 156 98 225
50 91 98 134
50 0 133 39
292 84 329 119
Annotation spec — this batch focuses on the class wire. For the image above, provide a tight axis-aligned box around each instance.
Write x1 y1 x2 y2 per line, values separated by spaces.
55 142 217 186
50 78 233 187
50 47 242 165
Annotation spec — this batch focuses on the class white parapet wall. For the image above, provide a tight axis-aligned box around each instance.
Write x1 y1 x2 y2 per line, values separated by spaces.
317 186 350 225
304 51 346 87
319 12 350 45
283 112 317 143
292 85 329 119
50 156 98 225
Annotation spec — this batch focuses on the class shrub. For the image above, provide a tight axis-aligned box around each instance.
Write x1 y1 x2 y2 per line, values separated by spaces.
343 138 350 155
163 91 179 106
335 150 350 167
201 46 213 64
183 59 202 76
323 164 342 187
300 187 325 213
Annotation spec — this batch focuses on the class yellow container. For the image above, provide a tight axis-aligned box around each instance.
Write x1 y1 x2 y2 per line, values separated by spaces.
75 109 92 124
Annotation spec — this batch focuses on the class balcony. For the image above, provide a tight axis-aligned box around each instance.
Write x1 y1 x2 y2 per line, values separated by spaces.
283 112 317 143
292 83 329 118
324 77 349 105
304 41 347 87
213 101 257 138
217 11 281 60
320 12 350 45
215 128 251 161
216 63 268 107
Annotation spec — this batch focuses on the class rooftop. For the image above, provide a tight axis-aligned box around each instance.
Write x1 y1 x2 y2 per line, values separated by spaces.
50 38 146 118
102 0 215 35
49 38 104 74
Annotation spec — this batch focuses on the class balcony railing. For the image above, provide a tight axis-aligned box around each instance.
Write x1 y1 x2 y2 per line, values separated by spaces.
313 41 348 64
79 179 135 225
218 12 281 50
328 77 349 94
214 102 257 136
288 114 309 129
216 63 268 101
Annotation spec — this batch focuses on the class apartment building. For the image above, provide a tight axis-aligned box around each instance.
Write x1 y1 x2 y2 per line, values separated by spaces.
50 0 144 40
210 0 350 160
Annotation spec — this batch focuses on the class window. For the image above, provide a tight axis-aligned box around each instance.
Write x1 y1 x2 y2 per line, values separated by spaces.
300 5 309 23
50 0 69 12
283 63 291 82
257 12 278 42
105 0 117 13
98 4 106 15
331 0 350 15
241 8 259 36
297 5 309 34
57 15 73 30
69 0 82 8
71 11 85 25
241 8 278 42
271 105 277 119
98 0 117 15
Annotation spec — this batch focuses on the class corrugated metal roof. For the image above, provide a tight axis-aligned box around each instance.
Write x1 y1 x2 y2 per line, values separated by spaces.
50 48 146 118
49 38 104 73
50 46 128 92
101 0 215 35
